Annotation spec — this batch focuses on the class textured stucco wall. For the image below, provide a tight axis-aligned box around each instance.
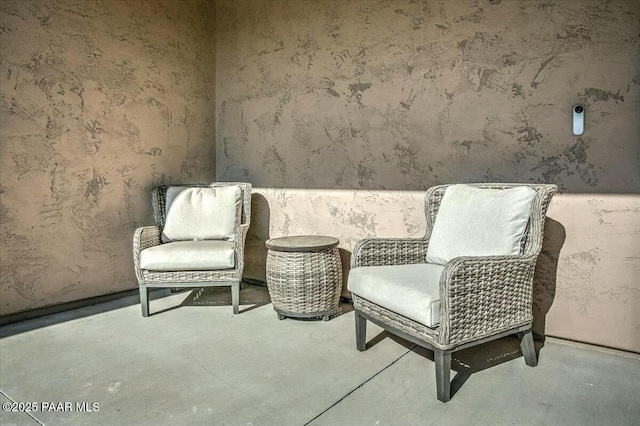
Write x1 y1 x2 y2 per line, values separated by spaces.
216 0 639 192
217 1 640 352
0 0 216 316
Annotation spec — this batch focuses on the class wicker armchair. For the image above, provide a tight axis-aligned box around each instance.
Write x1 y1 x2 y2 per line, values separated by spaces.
348 183 557 402
133 183 251 316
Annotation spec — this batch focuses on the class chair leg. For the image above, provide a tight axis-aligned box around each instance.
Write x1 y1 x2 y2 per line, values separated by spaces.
139 285 149 317
435 349 451 403
231 281 240 314
519 329 538 367
355 310 367 351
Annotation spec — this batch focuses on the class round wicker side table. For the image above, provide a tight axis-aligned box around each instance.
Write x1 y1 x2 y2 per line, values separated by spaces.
265 236 343 321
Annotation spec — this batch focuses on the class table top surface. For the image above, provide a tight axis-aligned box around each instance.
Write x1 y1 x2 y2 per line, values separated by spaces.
265 235 339 252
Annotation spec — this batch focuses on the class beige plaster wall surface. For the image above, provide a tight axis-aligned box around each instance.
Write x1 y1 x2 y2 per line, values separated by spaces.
1 0 216 316
542 194 639 352
246 188 427 288
218 1 640 352
247 189 640 353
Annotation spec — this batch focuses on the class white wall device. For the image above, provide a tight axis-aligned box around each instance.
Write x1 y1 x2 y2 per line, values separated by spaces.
573 105 584 136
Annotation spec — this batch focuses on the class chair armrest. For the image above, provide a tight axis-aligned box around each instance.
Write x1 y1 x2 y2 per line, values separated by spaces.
134 226 162 252
351 238 429 268
133 226 161 281
439 254 538 346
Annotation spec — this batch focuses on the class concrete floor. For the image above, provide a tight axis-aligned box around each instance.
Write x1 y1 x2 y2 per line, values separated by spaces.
1 285 639 426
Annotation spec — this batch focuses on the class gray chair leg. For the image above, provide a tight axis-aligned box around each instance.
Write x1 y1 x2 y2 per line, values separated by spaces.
519 329 538 367
231 281 240 314
435 349 451 403
355 310 367 351
139 285 149 317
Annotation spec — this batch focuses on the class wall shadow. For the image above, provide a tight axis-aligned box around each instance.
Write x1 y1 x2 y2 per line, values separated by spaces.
339 248 352 299
0 288 174 337
244 193 271 282
532 217 566 341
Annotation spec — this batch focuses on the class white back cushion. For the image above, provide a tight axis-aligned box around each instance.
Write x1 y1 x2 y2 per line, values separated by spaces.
161 186 189 243
165 186 188 215
425 185 536 265
162 186 241 242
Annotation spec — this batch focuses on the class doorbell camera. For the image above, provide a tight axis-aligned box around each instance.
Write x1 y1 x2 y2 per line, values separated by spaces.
573 105 584 135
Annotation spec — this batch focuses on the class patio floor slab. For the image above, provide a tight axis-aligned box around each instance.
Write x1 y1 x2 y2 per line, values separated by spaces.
1 285 638 426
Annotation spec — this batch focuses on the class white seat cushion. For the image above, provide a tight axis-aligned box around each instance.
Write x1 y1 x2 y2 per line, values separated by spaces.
162 186 242 242
348 263 445 328
426 185 536 265
140 241 235 271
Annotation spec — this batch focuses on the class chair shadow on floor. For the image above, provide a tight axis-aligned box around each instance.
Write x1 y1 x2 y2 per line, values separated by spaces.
366 332 544 398
150 283 272 316
445 336 545 398
155 285 355 320
183 283 272 313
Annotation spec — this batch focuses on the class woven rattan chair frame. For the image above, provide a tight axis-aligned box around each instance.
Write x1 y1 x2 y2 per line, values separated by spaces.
133 182 252 316
350 183 557 402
